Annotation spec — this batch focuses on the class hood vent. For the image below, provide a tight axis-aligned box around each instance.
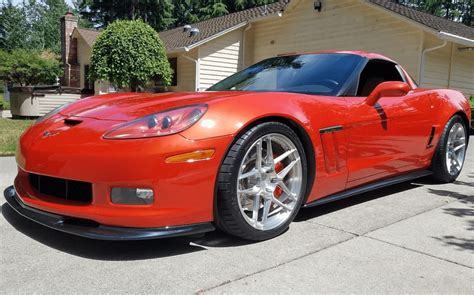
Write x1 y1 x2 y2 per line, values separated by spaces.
64 118 83 126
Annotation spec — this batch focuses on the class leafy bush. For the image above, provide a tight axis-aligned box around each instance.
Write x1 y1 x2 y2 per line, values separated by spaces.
90 20 172 91
0 49 62 86
0 94 8 110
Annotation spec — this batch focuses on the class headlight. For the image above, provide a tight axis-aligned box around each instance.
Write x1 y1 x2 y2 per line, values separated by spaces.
103 104 208 139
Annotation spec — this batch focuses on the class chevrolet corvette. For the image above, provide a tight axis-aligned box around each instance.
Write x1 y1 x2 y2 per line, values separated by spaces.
4 51 471 241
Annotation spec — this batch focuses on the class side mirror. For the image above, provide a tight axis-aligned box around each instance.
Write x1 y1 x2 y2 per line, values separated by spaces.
365 81 411 106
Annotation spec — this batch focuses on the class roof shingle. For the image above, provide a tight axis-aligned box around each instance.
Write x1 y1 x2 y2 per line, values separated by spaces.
368 0 474 41
76 28 100 47
159 1 289 51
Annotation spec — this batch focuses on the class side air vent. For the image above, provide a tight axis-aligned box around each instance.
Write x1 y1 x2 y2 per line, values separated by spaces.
427 126 436 148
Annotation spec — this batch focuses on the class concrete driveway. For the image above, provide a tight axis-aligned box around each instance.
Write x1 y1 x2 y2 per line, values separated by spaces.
1 138 473 294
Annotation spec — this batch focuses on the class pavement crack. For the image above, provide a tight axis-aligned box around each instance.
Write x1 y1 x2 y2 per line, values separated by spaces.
363 235 473 269
197 234 357 294
307 221 360 236
312 193 471 238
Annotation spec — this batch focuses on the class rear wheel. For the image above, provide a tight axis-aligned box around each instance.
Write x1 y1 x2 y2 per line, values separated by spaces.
216 122 307 241
431 115 467 183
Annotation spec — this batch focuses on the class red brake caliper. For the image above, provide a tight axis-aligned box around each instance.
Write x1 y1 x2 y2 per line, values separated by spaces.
274 154 284 199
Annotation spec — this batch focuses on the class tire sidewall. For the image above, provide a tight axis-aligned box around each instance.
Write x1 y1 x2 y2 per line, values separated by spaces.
433 115 467 182
219 122 308 240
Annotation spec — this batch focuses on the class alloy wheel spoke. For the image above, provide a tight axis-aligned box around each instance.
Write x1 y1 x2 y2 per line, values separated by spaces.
274 149 296 165
278 181 297 201
238 187 257 195
272 196 292 211
453 143 465 152
239 169 259 180
252 194 260 224
261 198 272 224
265 136 274 166
256 140 263 172
278 158 300 180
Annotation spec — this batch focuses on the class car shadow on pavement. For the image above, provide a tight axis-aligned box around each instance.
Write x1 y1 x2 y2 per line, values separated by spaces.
294 181 423 222
1 203 253 260
1 203 210 261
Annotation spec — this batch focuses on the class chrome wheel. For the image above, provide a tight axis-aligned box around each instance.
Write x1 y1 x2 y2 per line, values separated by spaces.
237 133 303 231
445 122 466 175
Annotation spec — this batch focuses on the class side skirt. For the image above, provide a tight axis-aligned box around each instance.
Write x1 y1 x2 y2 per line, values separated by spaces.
303 169 433 208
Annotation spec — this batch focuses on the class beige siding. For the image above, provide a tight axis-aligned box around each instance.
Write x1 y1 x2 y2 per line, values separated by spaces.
247 0 422 80
169 49 198 92
422 33 474 97
198 29 243 90
75 35 91 90
450 45 474 98
422 33 451 89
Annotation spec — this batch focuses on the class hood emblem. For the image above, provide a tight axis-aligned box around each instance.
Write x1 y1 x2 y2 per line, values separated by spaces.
42 129 64 138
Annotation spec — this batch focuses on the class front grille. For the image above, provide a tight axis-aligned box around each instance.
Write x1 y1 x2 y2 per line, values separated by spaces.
29 173 92 204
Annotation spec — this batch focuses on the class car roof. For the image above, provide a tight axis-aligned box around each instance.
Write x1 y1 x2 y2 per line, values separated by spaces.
278 50 397 63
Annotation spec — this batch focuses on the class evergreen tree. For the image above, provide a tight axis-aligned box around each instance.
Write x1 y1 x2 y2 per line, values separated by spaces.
0 1 29 51
396 0 473 27
78 0 175 31
173 0 200 26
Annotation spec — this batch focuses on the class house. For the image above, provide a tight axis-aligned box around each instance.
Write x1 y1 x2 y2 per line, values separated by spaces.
61 0 474 98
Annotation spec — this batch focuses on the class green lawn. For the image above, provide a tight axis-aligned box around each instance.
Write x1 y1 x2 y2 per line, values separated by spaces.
0 118 34 156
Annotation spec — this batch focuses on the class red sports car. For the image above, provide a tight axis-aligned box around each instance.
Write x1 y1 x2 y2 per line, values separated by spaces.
5 51 471 241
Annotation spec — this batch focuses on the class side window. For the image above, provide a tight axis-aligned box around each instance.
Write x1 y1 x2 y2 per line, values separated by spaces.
357 60 404 96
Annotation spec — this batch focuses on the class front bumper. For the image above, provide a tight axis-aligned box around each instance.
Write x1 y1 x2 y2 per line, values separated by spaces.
4 186 215 241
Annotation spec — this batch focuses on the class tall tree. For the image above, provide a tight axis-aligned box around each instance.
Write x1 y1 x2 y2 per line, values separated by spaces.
396 0 473 27
78 0 175 31
173 0 200 26
0 1 29 51
27 0 69 53
0 0 69 54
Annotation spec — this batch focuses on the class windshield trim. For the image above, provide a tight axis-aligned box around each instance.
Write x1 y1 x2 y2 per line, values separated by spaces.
207 53 366 97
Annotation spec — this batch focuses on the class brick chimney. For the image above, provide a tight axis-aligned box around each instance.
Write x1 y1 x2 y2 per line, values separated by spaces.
60 11 79 87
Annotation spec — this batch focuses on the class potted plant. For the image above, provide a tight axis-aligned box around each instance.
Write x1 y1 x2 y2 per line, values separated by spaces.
0 49 62 118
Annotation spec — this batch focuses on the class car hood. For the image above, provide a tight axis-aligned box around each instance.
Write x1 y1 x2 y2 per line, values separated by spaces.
60 91 248 122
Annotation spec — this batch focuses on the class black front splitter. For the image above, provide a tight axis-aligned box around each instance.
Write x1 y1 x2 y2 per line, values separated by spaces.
4 186 215 241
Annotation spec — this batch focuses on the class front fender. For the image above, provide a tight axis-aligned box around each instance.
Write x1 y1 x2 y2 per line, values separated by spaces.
180 92 316 141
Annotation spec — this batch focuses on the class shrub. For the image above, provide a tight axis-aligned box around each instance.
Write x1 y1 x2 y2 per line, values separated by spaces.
90 20 172 92
0 49 62 86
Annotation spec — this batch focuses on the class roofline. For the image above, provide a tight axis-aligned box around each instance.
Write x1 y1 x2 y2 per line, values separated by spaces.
71 27 91 46
167 22 248 54
362 0 474 47
438 31 474 47
166 9 284 54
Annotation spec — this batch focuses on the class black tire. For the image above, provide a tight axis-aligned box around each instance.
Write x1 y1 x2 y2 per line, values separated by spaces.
215 122 308 241
431 115 468 183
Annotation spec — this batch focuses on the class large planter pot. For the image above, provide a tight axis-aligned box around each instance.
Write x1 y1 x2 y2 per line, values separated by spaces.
10 87 40 118
9 86 84 118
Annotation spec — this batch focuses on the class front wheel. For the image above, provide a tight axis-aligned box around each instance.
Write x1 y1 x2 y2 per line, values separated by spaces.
215 122 308 241
431 115 468 183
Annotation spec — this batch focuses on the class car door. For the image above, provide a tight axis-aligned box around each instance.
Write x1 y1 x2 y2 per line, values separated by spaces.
345 59 434 188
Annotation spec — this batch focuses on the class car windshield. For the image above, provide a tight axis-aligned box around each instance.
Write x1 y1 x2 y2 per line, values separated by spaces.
208 53 364 96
